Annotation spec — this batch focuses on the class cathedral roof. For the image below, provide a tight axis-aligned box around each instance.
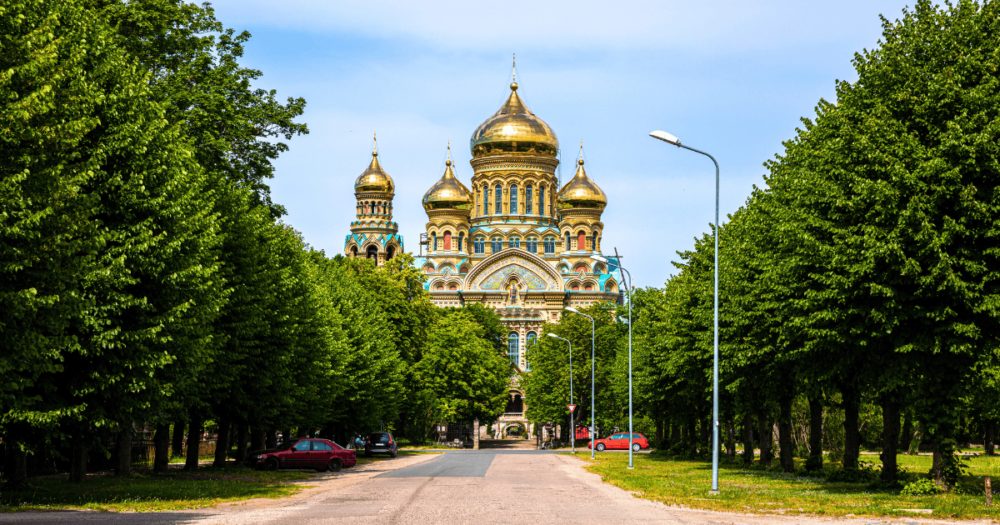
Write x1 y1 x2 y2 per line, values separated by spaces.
470 80 559 159
423 147 473 210
558 158 607 209
354 136 394 194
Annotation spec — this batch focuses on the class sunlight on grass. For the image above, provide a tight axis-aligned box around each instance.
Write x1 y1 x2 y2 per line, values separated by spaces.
0 467 311 513
576 452 1000 520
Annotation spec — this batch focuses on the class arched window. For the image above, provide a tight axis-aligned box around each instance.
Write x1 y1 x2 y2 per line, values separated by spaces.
483 187 490 215
492 237 503 253
366 246 378 260
495 185 502 214
508 332 519 365
578 231 586 251
474 237 485 254
525 185 533 214
565 233 571 252
457 232 465 252
592 232 599 252
510 237 520 249
526 237 537 253
432 233 437 252
526 332 537 371
538 187 545 216
544 237 555 254
387 246 395 260
444 231 452 251
510 184 518 214
350 246 358 258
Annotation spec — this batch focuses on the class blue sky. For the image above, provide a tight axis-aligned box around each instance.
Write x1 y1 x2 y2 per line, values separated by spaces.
209 0 912 288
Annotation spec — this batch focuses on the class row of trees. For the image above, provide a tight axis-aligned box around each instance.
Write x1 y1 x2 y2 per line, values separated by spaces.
1 0 512 486
524 0 1000 488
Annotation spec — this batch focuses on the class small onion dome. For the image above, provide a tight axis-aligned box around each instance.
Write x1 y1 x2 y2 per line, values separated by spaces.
470 82 559 158
558 158 607 209
355 142 394 194
423 159 473 211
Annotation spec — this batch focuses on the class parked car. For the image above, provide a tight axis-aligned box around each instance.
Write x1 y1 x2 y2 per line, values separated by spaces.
588 432 649 452
247 438 357 472
365 432 398 457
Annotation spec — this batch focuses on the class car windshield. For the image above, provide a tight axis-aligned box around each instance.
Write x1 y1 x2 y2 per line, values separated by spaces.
369 433 391 443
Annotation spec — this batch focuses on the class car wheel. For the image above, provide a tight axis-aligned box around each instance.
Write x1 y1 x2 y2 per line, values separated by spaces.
632 443 641 452
596 443 605 452
390 450 398 458
328 459 343 472
264 457 279 471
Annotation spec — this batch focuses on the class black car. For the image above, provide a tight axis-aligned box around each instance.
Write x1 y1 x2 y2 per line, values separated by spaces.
365 432 398 457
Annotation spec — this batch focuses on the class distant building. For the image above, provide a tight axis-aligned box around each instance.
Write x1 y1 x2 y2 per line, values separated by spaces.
345 72 623 438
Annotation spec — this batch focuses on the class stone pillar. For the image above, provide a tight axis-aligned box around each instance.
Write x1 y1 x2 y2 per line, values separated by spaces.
473 419 480 450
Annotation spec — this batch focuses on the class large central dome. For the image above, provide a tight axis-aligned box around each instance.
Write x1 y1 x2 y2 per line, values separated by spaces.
470 82 559 158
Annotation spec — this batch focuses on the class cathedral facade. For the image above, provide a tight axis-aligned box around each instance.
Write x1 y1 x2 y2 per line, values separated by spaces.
345 75 623 438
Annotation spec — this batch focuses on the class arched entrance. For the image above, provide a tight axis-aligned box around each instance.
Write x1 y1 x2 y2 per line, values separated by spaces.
501 421 528 439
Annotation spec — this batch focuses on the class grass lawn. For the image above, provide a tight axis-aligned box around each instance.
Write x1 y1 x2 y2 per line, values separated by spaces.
575 451 1000 520
0 467 312 513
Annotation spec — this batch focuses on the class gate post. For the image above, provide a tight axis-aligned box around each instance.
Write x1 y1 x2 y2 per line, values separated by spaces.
473 419 480 450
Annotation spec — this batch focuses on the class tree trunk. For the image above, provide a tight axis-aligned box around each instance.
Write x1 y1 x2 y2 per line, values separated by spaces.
687 419 697 449
115 428 132 476
758 415 772 467
214 416 231 468
283 428 292 446
251 426 265 453
235 423 249 463
184 419 202 471
725 420 736 460
171 420 185 457
908 422 923 455
153 424 170 473
3 442 28 488
265 428 277 449
807 395 823 471
742 413 755 465
932 445 945 488
778 395 795 472
880 395 900 483
899 411 913 452
842 386 861 469
655 420 664 445
699 417 710 455
986 420 996 456
69 433 88 483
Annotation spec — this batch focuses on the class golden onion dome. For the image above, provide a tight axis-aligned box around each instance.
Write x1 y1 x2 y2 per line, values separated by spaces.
558 158 607 209
470 81 559 158
354 136 394 194
423 147 473 211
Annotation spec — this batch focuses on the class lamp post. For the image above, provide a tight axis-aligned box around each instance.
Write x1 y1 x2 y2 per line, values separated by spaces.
591 254 634 469
649 130 721 494
547 333 574 452
565 307 596 459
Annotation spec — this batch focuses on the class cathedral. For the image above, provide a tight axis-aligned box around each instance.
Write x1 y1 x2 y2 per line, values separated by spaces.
344 71 623 438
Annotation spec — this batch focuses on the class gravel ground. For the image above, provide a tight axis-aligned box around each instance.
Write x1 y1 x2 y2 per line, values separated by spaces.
3 452 992 525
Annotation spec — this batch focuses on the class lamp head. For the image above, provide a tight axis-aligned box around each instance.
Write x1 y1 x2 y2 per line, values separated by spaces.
546 333 560 339
590 254 608 263
618 316 630 325
650 130 681 146
565 307 579 314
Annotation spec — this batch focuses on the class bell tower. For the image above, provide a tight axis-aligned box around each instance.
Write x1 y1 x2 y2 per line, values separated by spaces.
344 134 403 265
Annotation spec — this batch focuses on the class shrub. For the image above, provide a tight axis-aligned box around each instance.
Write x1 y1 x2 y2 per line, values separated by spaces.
823 463 880 483
901 478 941 496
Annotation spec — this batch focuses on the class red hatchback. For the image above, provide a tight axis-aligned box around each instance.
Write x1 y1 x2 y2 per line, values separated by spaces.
588 432 649 452
248 438 357 472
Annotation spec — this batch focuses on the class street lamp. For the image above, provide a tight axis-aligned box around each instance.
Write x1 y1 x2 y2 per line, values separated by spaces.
650 129 721 494
591 254 635 469
565 307 596 459
547 333 574 453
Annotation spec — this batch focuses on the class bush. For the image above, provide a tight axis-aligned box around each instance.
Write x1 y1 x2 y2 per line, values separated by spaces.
823 463 880 483
901 478 941 496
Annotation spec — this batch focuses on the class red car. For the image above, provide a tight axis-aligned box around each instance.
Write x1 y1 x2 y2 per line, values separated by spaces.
248 438 357 472
588 432 649 452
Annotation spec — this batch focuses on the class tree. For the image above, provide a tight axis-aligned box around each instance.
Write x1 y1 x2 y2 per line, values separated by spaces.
415 311 509 425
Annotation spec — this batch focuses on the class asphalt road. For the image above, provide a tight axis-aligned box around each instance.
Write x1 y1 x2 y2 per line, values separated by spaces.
2 452 932 525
